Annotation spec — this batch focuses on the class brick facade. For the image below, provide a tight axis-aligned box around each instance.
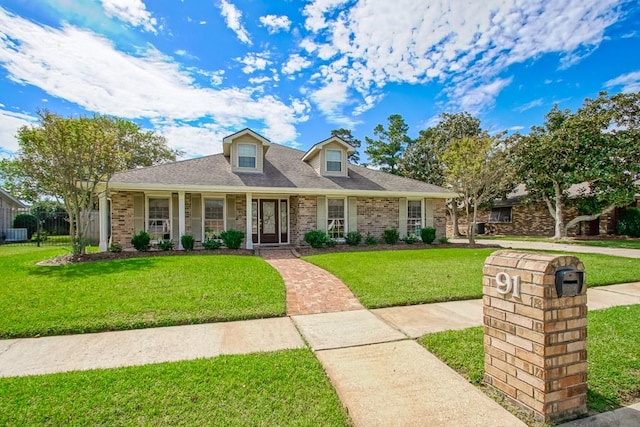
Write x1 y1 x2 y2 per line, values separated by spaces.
108 191 448 248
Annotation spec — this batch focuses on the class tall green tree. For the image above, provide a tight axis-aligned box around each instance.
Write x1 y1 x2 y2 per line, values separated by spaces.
510 91 640 239
330 128 361 164
364 114 411 174
0 110 180 254
399 112 483 236
441 134 513 244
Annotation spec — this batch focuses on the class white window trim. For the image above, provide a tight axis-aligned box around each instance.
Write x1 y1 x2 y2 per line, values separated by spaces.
237 143 258 169
325 149 343 173
202 197 226 241
326 196 347 241
145 194 172 242
407 198 424 236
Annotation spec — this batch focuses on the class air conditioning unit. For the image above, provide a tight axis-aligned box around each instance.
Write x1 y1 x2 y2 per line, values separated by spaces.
6 228 28 242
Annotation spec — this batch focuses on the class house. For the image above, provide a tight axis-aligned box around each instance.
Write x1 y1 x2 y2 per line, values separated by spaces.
95 129 455 251
448 183 640 237
0 187 27 240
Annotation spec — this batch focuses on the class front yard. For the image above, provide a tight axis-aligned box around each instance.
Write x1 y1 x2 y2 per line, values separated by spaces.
1 246 285 338
303 248 640 308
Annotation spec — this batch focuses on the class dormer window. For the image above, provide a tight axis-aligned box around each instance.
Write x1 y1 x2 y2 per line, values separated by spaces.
326 150 342 172
238 143 257 168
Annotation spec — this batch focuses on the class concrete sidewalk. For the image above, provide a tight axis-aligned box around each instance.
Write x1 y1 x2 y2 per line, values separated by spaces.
451 238 640 258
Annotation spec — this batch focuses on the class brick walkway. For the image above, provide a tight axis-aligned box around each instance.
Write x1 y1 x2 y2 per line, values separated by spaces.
260 248 364 315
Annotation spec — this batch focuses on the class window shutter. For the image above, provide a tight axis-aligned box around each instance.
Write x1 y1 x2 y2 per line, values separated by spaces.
226 195 236 230
172 194 179 241
191 194 202 241
398 198 407 237
348 197 357 233
133 194 144 233
425 199 434 227
316 196 326 231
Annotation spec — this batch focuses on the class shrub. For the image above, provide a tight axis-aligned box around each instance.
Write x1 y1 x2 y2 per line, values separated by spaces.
220 229 244 250
326 238 337 248
439 236 449 244
131 231 151 251
108 243 122 253
383 229 399 245
31 230 48 242
403 234 418 244
420 227 437 244
304 230 329 249
157 239 174 251
365 233 378 246
202 238 221 250
181 234 195 251
345 231 362 246
618 207 640 237
13 214 38 239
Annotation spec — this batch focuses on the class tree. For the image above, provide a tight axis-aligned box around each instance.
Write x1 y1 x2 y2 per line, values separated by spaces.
330 128 362 164
510 91 640 239
364 114 411 174
399 112 483 236
0 110 180 254
441 134 514 244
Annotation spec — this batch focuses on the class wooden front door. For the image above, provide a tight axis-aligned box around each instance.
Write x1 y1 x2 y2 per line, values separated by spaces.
259 199 279 243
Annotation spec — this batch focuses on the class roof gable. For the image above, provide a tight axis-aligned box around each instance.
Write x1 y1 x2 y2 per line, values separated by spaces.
222 128 271 156
301 135 355 162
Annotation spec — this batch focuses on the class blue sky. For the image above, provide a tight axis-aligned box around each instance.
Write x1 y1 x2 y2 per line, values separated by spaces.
0 0 639 160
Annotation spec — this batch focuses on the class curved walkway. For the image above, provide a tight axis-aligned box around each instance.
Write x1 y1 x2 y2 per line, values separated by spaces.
260 248 364 315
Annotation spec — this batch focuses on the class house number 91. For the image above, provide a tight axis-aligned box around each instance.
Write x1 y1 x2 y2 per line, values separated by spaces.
495 272 521 298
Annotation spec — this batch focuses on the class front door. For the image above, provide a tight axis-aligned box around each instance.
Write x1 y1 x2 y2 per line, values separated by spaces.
259 199 279 243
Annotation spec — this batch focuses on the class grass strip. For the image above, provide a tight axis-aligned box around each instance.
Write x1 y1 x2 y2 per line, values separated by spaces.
420 305 640 413
0 348 350 426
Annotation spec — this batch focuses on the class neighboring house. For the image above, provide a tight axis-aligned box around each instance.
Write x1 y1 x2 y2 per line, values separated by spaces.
0 187 28 239
95 129 455 251
448 183 640 237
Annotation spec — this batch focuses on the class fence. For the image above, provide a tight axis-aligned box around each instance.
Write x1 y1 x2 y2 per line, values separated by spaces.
0 207 99 246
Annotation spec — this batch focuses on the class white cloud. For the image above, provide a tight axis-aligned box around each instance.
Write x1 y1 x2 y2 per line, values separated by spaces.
248 76 271 85
0 8 305 154
310 80 357 127
515 98 545 113
509 125 525 131
259 14 291 34
605 70 640 93
218 0 251 45
300 0 623 119
100 0 158 33
0 109 36 154
281 54 311 75
155 121 228 157
237 52 270 74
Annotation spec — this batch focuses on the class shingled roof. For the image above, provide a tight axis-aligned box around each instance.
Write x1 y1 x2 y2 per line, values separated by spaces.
108 143 453 197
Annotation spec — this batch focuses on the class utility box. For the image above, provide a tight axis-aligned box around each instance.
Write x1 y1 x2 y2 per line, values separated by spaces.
483 250 587 423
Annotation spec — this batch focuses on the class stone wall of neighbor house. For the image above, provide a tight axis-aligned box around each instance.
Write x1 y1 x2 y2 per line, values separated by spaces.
448 203 580 237
291 195 317 245
110 191 138 248
357 197 399 239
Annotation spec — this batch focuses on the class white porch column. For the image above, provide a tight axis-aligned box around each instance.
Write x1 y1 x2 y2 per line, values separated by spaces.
178 191 186 250
98 192 109 252
245 192 253 249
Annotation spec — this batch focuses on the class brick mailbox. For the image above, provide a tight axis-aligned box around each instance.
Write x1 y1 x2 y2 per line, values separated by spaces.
483 250 587 423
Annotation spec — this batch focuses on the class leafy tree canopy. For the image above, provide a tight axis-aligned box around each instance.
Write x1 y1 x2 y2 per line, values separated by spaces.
364 114 412 174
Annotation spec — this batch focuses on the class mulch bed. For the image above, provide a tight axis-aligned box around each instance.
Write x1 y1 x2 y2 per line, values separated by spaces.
294 242 497 256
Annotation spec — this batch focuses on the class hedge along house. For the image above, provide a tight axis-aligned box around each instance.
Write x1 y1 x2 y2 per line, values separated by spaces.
95 129 455 251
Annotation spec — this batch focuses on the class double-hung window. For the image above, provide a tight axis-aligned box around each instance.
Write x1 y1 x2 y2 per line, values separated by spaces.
407 200 422 236
326 149 342 172
327 198 345 239
148 197 170 241
489 207 512 223
204 199 224 239
238 144 257 168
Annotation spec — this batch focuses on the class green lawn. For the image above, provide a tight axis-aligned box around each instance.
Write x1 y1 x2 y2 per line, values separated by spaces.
303 248 640 308
420 305 640 414
479 235 640 250
1 246 285 338
0 348 350 427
